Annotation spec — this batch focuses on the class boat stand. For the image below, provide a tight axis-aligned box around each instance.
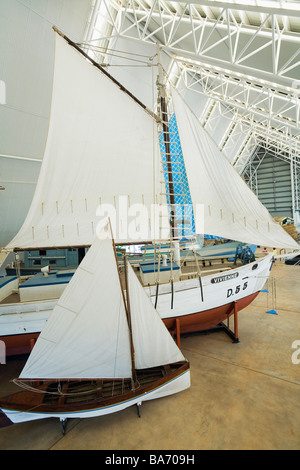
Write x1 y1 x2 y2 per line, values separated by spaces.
223 301 239 343
182 301 240 344
137 402 142 417
170 318 181 348
204 321 240 343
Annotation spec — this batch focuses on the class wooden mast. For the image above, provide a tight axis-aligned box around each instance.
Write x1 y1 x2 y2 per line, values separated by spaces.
14 30 161 253
52 26 160 124
108 220 138 389
123 254 138 389
156 44 176 239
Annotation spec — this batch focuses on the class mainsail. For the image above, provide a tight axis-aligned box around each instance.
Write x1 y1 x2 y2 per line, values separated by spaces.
171 88 299 250
127 256 185 369
6 33 167 250
6 30 299 251
19 224 185 380
19 233 132 379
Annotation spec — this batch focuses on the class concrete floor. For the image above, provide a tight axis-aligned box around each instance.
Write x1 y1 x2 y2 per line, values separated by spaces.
0 259 299 450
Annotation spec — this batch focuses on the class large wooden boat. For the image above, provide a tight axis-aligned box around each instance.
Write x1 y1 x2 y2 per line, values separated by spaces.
0 27 298 357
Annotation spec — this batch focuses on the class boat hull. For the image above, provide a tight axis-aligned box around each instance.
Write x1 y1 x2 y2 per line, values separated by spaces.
1 290 259 357
1 332 40 357
150 253 273 333
0 299 56 357
0 363 190 424
163 290 259 333
0 255 273 356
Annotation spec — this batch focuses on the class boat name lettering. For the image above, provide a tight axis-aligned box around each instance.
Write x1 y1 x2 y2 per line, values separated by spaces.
211 273 239 284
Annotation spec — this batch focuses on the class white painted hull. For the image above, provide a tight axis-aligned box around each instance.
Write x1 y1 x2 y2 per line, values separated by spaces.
1 369 190 424
150 254 273 320
0 277 19 302
0 255 273 354
0 299 56 337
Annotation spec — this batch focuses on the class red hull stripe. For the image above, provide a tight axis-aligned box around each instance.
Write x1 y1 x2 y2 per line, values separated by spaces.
1 291 260 357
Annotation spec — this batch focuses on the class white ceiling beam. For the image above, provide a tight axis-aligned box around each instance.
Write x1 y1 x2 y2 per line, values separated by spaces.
118 4 300 89
84 0 300 172
169 1 300 18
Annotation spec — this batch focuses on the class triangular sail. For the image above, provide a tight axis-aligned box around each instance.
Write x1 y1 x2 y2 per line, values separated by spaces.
20 231 132 379
7 33 167 250
127 260 185 369
171 88 299 250
19 224 185 380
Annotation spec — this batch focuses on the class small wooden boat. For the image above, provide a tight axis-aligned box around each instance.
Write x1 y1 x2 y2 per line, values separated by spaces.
0 364 189 431
0 223 190 430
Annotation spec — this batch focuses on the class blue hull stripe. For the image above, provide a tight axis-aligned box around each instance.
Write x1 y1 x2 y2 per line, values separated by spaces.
13 369 190 417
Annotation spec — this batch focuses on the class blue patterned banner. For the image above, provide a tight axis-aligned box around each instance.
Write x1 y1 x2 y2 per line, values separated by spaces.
160 114 220 241
160 113 195 238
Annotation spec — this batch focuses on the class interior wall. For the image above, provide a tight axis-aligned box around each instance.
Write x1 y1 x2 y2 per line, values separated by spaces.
256 154 293 218
0 0 93 247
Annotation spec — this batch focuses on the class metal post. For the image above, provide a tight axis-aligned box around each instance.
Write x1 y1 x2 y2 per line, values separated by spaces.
176 318 181 348
233 301 239 343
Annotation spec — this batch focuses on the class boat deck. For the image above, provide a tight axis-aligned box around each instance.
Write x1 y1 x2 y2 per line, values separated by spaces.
0 255 245 306
0 363 187 415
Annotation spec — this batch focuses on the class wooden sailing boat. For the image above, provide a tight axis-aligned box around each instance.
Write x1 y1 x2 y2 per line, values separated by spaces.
0 26 299 354
0 222 190 430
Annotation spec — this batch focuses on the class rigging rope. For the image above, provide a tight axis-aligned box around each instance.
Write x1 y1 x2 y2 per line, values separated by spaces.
12 379 104 396
77 43 155 67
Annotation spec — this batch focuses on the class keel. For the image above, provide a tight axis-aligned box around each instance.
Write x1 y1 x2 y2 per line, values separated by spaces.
60 418 68 435
0 411 13 428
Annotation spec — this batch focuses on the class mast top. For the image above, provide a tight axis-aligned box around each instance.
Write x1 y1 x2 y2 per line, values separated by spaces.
52 26 160 124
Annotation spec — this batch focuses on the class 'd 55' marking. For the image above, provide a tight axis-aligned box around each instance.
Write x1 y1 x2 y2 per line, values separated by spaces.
227 282 248 298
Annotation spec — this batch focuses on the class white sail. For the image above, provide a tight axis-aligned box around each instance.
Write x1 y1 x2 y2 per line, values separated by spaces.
127 260 185 369
20 232 132 379
19 225 184 380
171 88 299 250
7 33 167 250
7 31 298 252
